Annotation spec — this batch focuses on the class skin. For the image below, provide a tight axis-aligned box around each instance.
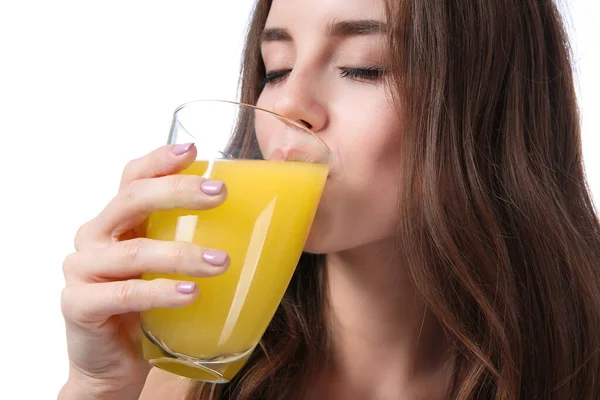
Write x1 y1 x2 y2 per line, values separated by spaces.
59 144 230 400
60 0 454 399
257 0 403 255
259 1 454 397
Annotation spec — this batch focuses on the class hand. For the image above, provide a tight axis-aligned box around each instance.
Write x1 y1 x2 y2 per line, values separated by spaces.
59 143 229 399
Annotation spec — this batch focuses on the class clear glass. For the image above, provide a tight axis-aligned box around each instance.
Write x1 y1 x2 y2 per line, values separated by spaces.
140 100 330 382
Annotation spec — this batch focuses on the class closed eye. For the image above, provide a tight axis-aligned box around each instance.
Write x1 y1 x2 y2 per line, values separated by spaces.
339 66 384 81
261 66 385 87
262 69 292 87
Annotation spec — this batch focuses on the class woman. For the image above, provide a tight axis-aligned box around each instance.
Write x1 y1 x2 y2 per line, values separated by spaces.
59 0 600 399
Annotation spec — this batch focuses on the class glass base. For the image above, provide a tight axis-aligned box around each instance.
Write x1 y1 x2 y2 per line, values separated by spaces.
141 327 253 383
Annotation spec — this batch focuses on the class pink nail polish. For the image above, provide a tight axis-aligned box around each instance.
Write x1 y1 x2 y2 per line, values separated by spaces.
203 250 229 266
177 282 196 294
201 180 224 195
173 143 194 156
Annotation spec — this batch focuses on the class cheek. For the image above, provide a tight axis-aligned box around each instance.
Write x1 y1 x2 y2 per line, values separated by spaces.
254 93 274 157
337 112 403 217
253 110 273 158
334 99 402 179
305 102 404 253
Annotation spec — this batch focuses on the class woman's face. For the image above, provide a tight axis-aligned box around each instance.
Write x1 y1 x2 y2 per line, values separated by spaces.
256 0 403 254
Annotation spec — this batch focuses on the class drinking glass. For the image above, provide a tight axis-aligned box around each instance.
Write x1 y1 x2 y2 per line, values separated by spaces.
140 100 330 382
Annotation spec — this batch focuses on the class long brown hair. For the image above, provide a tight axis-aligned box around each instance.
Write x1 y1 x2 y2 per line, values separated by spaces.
188 0 600 398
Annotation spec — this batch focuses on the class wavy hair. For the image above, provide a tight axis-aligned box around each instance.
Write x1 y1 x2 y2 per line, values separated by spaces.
187 0 600 398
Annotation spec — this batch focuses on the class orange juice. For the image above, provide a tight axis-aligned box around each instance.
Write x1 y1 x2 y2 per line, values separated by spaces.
140 159 327 380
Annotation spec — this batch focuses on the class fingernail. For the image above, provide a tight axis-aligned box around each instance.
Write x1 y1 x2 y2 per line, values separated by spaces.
176 281 197 294
173 143 194 156
201 180 224 195
203 250 229 266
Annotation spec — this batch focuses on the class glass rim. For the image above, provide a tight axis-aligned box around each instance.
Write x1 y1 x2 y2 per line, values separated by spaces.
172 99 333 158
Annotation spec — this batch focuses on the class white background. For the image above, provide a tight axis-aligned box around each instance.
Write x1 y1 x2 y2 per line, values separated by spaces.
0 1 597 398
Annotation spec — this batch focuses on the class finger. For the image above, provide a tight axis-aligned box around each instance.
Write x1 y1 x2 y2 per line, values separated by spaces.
63 238 230 283
61 278 199 325
76 174 227 248
74 143 199 251
119 143 198 191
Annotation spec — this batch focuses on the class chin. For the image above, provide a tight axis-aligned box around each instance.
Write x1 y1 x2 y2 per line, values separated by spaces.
303 240 328 255
302 217 397 255
302 206 357 254
302 223 334 254
302 222 351 255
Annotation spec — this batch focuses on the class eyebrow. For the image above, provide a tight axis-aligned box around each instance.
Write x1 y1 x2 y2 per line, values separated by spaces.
260 19 386 44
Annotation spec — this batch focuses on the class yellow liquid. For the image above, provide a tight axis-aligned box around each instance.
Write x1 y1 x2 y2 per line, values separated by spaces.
140 159 327 379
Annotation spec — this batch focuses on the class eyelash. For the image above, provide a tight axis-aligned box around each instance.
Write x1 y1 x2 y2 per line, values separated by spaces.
339 66 383 80
262 66 384 86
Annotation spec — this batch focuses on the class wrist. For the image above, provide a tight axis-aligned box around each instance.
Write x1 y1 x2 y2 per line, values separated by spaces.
58 370 145 400
59 378 104 400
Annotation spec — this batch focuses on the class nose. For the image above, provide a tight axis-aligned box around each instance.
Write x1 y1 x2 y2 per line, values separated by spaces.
271 71 328 133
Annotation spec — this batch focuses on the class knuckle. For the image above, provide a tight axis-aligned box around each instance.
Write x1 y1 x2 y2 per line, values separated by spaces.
167 175 189 197
121 158 140 183
117 280 138 306
62 252 79 280
60 286 78 320
169 243 189 267
122 179 142 202
120 238 144 265
74 221 92 250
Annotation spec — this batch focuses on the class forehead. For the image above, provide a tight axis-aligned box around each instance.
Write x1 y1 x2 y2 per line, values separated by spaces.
265 0 386 29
